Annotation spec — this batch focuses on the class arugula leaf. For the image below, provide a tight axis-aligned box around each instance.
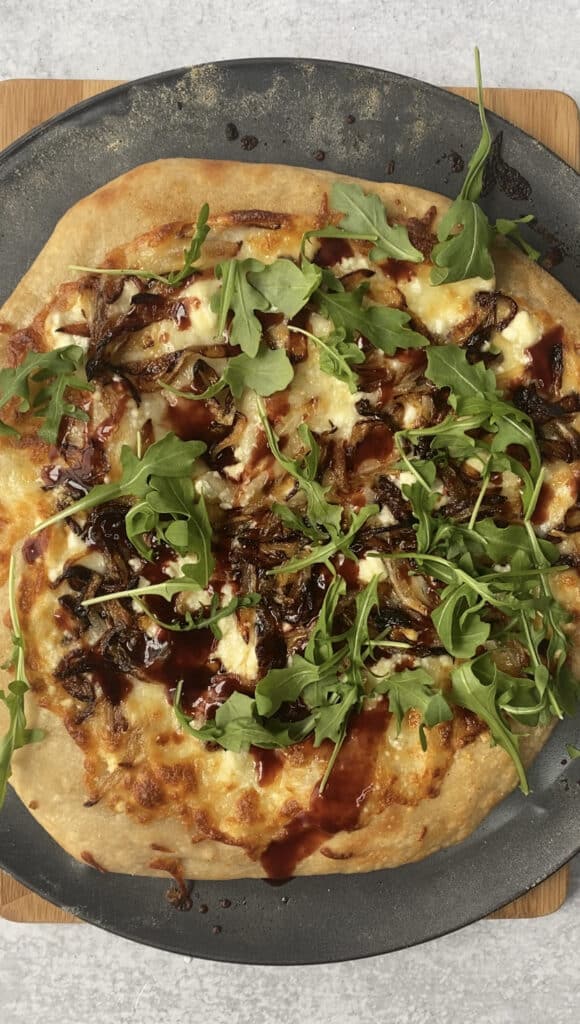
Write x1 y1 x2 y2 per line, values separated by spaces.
36 373 94 444
212 258 269 356
270 504 378 575
127 477 214 582
166 344 294 401
70 203 210 285
255 655 320 717
430 50 541 284
346 575 382 686
211 256 324 356
313 682 360 789
301 224 376 259
329 182 423 263
33 432 206 534
400 462 438 551
400 414 487 462
495 215 540 261
0 344 93 441
174 685 314 752
473 519 558 566
289 325 364 393
459 48 492 204
304 575 377 790
372 667 453 751
167 203 210 285
315 283 427 353
566 745 580 760
426 344 496 404
213 256 322 356
258 402 343 542
424 344 541 481
451 661 529 792
0 680 44 808
431 200 495 285
430 48 495 285
488 407 541 480
271 503 321 542
305 576 347 664
248 259 321 317
0 556 44 808
475 652 553 727
311 682 359 748
133 592 259 640
223 345 294 397
175 509 213 582
124 501 159 559
82 562 204 607
522 517 570 702
431 584 490 658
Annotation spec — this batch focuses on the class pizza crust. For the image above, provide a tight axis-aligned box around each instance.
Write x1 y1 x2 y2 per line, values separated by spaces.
0 159 448 329
9 691 551 879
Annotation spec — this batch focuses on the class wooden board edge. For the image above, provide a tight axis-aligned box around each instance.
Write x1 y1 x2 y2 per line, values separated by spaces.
0 80 578 168
0 872 77 923
487 864 570 919
449 87 579 169
0 861 570 924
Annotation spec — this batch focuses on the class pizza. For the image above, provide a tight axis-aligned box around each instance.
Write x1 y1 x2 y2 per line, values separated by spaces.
1 115 579 883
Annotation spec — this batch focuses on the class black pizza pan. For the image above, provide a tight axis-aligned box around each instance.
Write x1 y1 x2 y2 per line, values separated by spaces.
0 60 579 965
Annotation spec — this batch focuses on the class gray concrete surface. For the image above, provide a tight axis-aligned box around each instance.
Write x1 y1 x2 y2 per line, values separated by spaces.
0 2 579 1021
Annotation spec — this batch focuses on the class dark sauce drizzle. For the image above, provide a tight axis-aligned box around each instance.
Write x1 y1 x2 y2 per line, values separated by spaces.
528 326 564 395
260 704 388 878
313 237 353 268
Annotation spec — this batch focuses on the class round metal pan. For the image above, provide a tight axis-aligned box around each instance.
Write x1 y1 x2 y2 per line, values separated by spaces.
0 60 579 965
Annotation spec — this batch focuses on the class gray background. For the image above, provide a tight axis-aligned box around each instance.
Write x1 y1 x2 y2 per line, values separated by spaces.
0 1 579 1021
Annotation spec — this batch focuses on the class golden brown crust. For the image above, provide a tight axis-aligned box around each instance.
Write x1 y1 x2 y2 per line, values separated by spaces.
8 681 552 878
0 159 448 330
0 159 578 881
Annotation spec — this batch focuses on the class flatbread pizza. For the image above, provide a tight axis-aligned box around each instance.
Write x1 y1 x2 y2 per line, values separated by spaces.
1 80 579 882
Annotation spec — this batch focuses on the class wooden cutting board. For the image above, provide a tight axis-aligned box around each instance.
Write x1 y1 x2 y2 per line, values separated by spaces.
0 80 577 926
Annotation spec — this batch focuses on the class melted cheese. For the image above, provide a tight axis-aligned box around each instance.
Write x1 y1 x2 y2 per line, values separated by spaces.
491 310 543 378
46 529 89 582
106 281 140 318
337 254 371 275
391 470 444 496
195 470 234 509
225 392 262 482
215 587 258 679
401 398 422 429
289 345 361 439
45 297 91 350
398 265 494 337
120 277 221 362
376 505 396 527
178 276 221 342
358 554 387 583
535 463 577 534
